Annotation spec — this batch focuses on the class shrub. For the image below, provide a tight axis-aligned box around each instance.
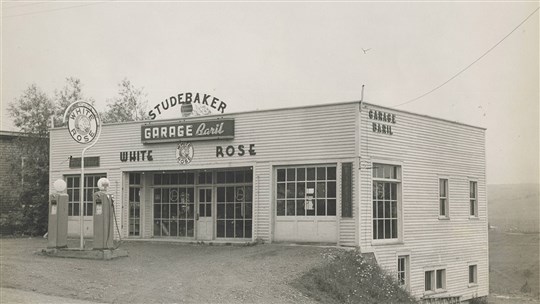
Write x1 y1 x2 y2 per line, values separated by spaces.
469 295 488 304
292 249 417 304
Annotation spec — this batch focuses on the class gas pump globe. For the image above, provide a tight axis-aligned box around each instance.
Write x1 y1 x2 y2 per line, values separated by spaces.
97 178 110 191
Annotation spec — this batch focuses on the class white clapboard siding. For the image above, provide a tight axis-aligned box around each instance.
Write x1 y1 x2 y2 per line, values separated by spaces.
358 103 487 300
253 162 271 241
49 102 359 242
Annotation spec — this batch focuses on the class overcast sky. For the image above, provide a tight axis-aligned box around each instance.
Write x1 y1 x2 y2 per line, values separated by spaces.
1 1 538 185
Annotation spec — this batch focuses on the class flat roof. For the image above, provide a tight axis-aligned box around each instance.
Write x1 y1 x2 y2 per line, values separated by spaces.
363 102 486 131
50 100 485 131
0 130 26 137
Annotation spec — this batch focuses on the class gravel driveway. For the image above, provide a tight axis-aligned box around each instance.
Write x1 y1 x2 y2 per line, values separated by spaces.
1 238 339 303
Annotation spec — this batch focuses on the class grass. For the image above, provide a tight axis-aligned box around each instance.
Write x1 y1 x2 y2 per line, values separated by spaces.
292 249 416 304
489 229 539 300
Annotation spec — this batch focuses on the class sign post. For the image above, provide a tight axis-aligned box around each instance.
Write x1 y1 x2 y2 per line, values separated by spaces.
63 101 101 249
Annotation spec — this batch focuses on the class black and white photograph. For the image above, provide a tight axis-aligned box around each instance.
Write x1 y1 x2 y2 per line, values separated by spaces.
0 1 538 303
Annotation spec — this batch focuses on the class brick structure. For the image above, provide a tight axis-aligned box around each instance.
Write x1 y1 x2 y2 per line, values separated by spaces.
0 131 23 218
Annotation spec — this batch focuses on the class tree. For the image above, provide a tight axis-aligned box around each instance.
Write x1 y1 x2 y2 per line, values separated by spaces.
53 77 95 127
101 79 149 123
8 84 54 136
4 84 52 235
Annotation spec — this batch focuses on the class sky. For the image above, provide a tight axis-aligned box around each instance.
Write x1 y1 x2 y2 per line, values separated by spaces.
1 1 538 185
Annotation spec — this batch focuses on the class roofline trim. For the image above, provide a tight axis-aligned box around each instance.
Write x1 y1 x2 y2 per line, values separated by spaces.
362 102 486 130
49 99 486 131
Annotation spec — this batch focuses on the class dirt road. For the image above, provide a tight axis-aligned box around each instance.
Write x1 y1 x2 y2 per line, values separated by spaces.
1 238 339 303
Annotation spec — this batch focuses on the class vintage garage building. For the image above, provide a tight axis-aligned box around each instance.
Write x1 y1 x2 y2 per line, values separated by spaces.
49 101 488 301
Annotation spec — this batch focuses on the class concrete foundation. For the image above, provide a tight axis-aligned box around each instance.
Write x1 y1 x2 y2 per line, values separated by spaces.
38 248 128 260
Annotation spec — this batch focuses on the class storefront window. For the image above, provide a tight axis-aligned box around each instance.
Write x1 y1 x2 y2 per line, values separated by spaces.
276 165 337 217
152 169 253 239
216 169 253 239
153 172 195 237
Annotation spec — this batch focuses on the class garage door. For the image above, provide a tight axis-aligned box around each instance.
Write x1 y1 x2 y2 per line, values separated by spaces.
274 165 338 243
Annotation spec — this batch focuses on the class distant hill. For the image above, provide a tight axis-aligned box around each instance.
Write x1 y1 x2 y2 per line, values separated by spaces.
488 183 539 232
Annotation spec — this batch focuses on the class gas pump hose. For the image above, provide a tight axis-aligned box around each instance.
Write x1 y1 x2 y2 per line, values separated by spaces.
110 200 123 250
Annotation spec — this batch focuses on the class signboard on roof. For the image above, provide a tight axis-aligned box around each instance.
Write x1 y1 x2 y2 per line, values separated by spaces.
141 118 234 144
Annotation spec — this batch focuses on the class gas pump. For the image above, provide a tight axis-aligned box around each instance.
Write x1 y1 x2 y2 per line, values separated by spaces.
92 178 114 250
48 179 68 248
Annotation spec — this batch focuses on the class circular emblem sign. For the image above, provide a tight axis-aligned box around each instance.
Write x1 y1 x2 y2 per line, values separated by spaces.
67 102 100 144
176 142 194 165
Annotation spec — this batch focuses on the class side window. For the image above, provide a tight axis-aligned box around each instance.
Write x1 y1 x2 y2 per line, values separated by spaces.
469 181 478 217
425 270 434 292
469 264 477 285
397 256 409 290
439 179 449 218
372 163 401 240
425 268 446 293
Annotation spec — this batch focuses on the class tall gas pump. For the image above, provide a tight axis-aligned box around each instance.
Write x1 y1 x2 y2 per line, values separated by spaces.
48 179 68 248
93 178 114 250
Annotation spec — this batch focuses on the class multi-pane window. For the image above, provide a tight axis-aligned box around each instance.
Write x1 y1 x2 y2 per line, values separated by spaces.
425 268 446 292
153 172 195 237
373 164 400 240
129 173 142 236
397 256 409 289
199 188 212 217
66 174 106 216
439 179 449 217
216 169 253 239
469 265 477 284
470 181 478 217
276 166 337 217
198 171 213 185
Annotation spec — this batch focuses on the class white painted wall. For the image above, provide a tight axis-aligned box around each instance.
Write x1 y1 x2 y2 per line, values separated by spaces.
358 103 488 300
49 102 359 242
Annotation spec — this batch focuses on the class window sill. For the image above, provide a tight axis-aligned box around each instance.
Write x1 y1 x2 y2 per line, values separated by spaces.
424 289 447 297
372 239 403 246
469 216 480 220
438 216 450 220
468 283 478 288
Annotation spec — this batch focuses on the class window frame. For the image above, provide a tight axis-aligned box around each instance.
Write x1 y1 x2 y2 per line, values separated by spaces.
424 267 447 294
438 178 449 219
372 163 402 243
468 264 478 287
469 180 478 218
275 164 338 218
65 173 107 217
397 255 410 291
425 270 434 292
128 173 142 237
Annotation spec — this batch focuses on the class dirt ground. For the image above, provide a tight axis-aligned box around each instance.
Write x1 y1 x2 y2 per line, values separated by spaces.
1 238 338 304
2 232 539 304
